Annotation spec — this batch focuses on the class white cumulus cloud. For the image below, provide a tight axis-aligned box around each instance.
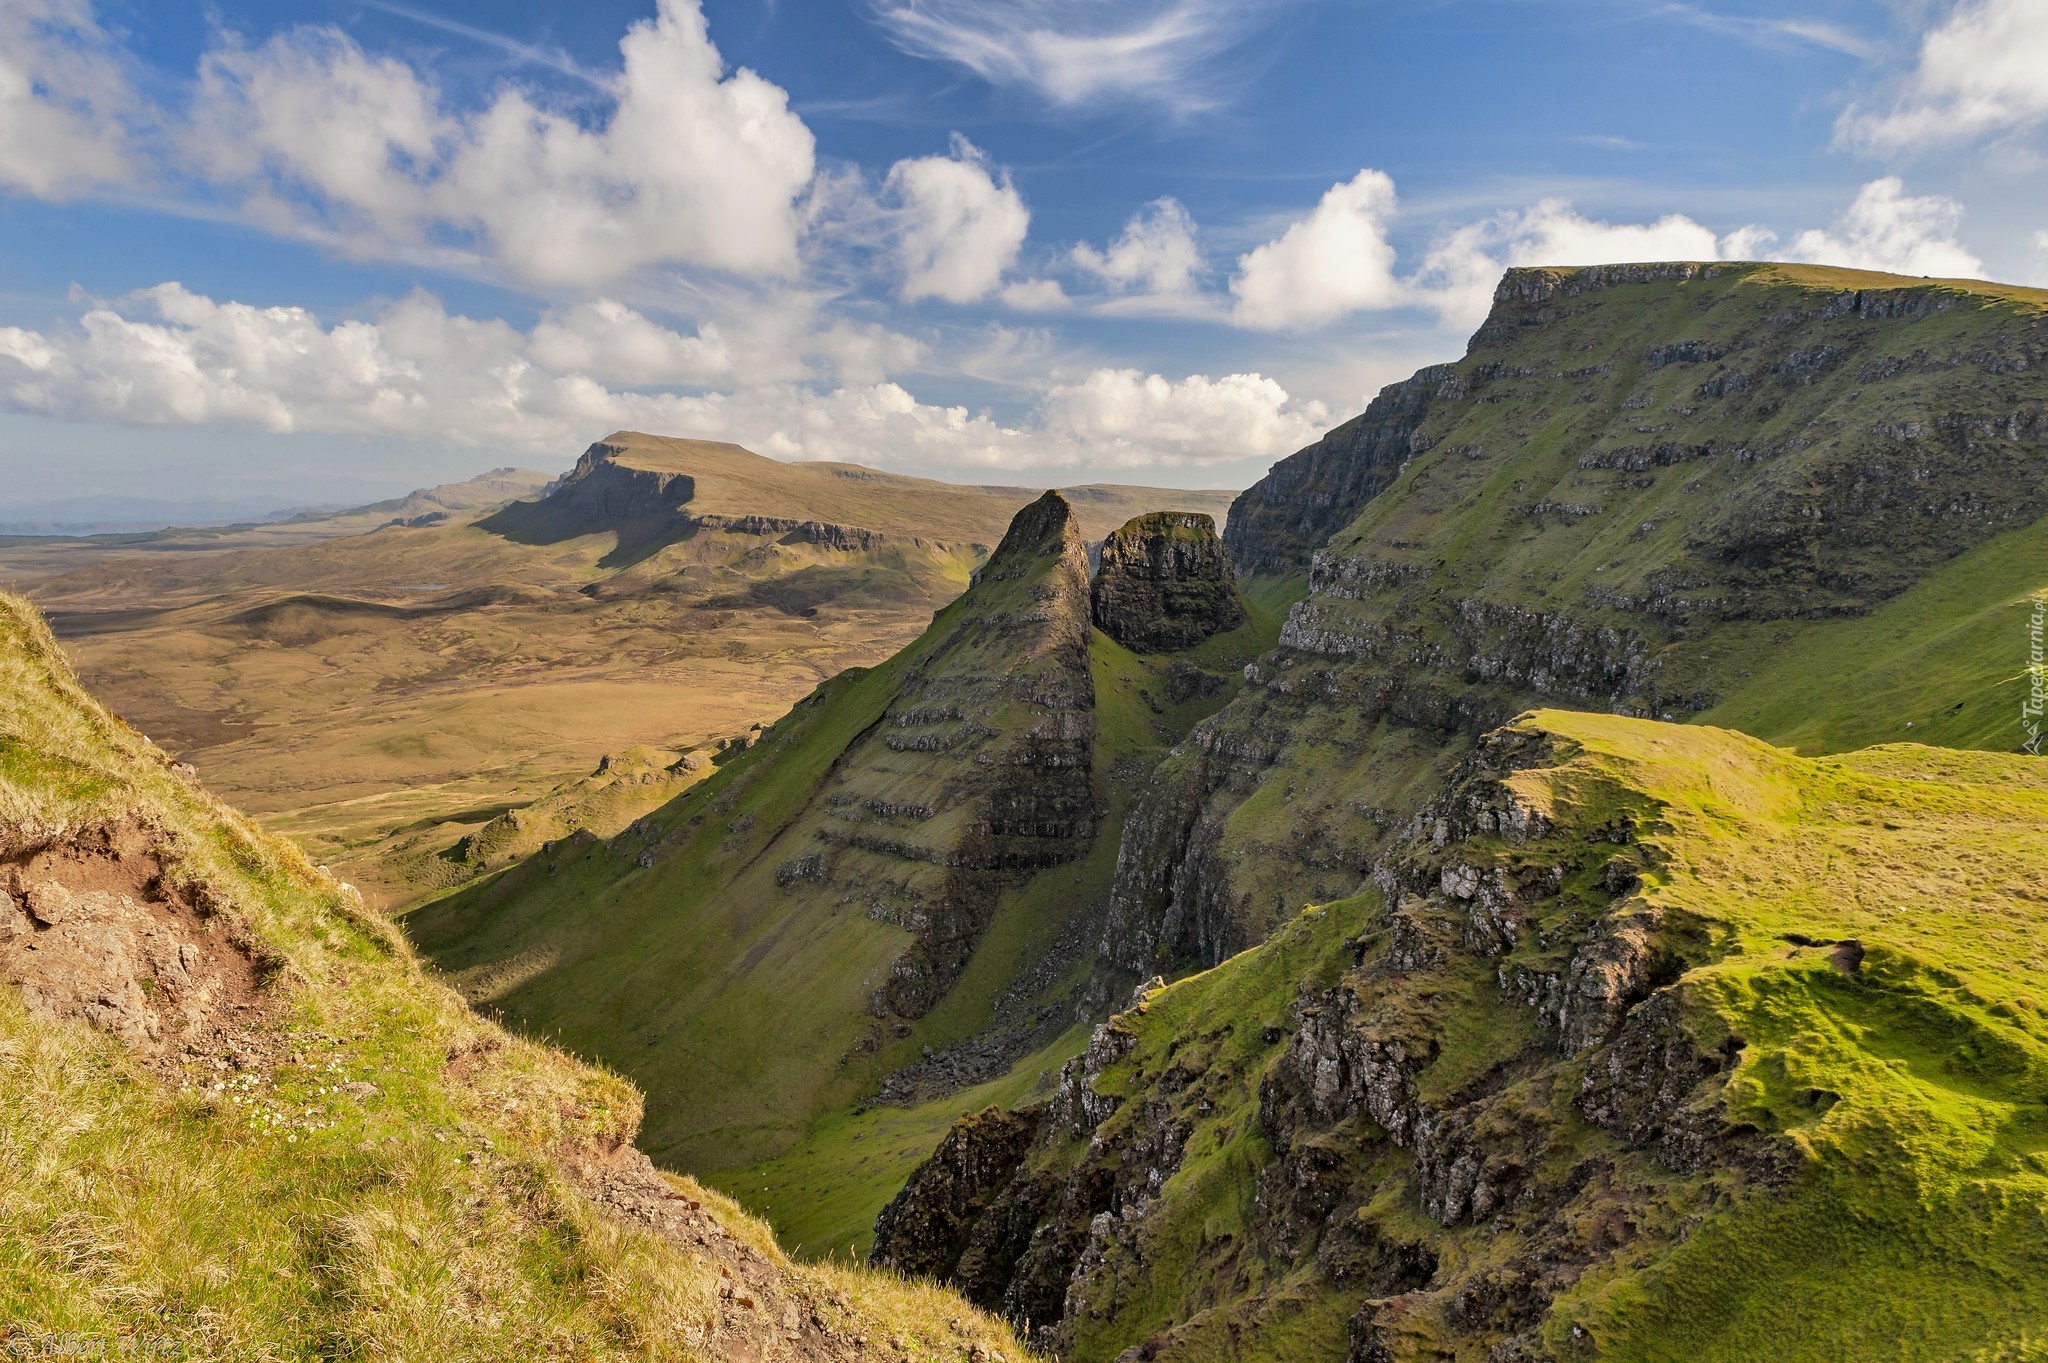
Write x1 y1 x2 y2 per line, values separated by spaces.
187 0 816 287
1038 369 1326 463
1776 177 1986 278
0 0 133 197
527 299 730 386
887 135 1030 304
1073 198 1202 297
0 282 1318 476
1413 199 1733 329
1840 0 2048 149
1230 170 1402 330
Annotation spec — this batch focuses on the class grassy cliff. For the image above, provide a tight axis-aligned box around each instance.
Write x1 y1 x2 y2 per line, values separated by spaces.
871 262 2048 1360
877 710 2048 1359
0 589 1025 1360
1120 261 2048 974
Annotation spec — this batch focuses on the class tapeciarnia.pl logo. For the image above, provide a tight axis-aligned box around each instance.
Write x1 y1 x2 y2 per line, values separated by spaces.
2025 593 2045 756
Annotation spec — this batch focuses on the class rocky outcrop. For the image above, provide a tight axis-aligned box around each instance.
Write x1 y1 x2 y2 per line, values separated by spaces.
733 491 1101 1019
858 493 1097 1015
1222 366 1448 576
885 715 1791 1358
480 440 696 543
870 1106 1045 1286
1089 513 1245 653
0 816 281 1068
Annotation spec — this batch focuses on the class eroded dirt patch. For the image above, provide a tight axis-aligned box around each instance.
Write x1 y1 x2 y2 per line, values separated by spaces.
0 817 281 1069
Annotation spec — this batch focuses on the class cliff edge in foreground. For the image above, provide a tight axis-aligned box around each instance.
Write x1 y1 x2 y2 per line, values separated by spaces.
0 590 1022 1361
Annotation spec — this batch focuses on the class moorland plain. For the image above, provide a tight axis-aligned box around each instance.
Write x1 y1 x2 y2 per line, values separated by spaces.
1 435 1232 906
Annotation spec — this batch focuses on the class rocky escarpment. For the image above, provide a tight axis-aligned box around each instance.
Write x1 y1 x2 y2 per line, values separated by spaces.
1107 262 2048 978
480 439 697 540
873 717 1790 1359
1222 366 1449 577
820 491 1099 1016
478 439 952 567
1090 512 1246 653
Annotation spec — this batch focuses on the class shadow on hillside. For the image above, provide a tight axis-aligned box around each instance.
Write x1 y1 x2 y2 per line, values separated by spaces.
478 499 690 569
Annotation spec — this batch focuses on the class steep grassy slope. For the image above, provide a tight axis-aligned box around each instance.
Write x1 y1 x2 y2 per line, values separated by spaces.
715 591 1292 1263
0 589 1026 1360
1116 261 2048 976
878 710 2048 1360
402 497 1291 1241
861 262 2048 1360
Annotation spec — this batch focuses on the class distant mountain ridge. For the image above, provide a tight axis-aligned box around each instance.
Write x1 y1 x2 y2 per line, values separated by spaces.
481 431 1237 567
0 467 557 540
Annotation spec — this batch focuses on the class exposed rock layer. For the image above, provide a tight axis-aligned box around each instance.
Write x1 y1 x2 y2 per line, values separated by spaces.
1222 366 1448 577
1089 512 1246 653
877 720 1787 1358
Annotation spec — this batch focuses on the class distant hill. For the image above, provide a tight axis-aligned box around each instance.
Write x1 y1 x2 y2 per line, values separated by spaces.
4 436 1241 916
290 465 560 533
482 431 1235 565
0 467 555 545
0 494 330 536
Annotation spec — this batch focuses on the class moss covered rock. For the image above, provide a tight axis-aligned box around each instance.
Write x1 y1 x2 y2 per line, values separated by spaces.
1091 512 1246 654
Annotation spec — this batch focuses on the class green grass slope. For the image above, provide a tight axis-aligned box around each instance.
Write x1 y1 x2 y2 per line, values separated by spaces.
402 505 1294 1250
897 708 2048 1360
0 589 1027 1360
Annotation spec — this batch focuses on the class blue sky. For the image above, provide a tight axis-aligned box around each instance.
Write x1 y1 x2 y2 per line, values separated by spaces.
0 0 2043 510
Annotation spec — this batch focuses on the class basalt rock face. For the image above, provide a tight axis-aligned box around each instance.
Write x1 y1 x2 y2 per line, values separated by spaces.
479 440 697 543
720 489 1098 1022
1108 262 2048 978
831 490 1098 1017
1222 366 1449 577
869 1105 1044 1290
1089 512 1247 653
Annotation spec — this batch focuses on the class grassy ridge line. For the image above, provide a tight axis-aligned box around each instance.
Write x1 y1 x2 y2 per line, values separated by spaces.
1496 712 2048 1356
0 590 1026 1360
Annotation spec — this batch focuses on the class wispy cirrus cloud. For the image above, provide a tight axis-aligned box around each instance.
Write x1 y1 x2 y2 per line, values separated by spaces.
862 0 1289 114
1655 4 1876 59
